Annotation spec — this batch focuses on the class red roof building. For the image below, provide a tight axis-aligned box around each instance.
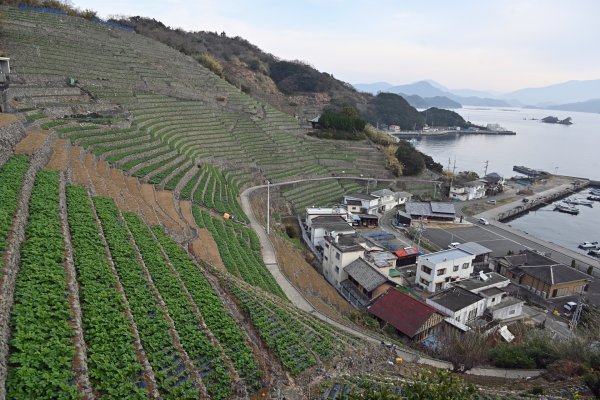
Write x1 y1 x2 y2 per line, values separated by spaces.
393 247 419 267
368 288 443 341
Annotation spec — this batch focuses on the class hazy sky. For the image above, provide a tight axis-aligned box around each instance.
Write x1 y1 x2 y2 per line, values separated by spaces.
73 0 600 92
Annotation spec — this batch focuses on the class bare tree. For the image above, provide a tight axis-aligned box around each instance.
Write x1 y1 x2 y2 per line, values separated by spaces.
435 326 488 372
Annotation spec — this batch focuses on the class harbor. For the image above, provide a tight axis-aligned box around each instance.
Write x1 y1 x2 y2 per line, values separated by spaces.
392 128 516 140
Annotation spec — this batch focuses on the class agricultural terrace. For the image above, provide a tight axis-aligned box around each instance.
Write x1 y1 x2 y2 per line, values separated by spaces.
4 7 392 215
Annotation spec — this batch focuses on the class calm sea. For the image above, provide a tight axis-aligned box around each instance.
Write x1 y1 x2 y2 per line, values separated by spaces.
413 106 600 180
412 106 600 255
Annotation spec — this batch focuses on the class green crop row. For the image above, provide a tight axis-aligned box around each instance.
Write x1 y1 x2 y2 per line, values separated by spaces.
7 170 78 399
124 213 232 400
66 185 146 399
0 155 29 263
93 197 199 399
151 226 262 391
101 140 160 161
192 207 284 298
133 154 179 178
227 283 316 375
121 148 171 171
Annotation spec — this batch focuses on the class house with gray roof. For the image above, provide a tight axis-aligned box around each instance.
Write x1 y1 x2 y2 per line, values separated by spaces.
340 258 393 308
426 286 486 325
405 202 455 223
343 193 379 215
371 189 413 213
449 180 486 201
306 215 354 250
496 250 591 299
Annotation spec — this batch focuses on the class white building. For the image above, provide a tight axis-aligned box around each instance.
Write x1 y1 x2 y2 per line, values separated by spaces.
415 248 476 293
449 180 486 201
322 233 366 289
305 215 354 250
371 189 413 213
343 193 379 215
454 272 524 321
426 286 486 325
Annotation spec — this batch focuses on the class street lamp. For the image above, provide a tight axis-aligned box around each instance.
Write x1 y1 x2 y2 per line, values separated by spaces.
266 180 271 235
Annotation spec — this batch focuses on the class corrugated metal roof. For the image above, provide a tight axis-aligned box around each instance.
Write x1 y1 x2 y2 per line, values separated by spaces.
430 202 456 214
457 242 492 256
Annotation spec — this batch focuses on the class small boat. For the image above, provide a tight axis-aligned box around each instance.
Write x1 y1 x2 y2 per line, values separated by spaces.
588 249 600 258
579 241 599 250
564 198 593 207
590 189 600 196
554 203 579 215
587 195 600 202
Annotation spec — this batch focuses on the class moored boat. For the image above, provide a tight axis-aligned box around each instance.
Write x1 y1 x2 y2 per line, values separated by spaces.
554 203 580 215
579 241 599 250
565 198 593 207
588 195 600 201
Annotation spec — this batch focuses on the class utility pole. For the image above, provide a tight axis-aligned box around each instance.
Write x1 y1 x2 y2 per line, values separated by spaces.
483 160 489 177
570 290 585 335
448 158 457 197
266 180 270 235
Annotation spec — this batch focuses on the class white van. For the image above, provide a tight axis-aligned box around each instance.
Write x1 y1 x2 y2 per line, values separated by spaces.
448 242 461 249
564 301 577 312
478 218 489 225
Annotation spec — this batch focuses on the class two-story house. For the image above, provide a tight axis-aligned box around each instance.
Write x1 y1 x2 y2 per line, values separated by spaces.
322 233 366 289
343 193 379 215
415 248 476 292
449 180 486 201
305 215 354 250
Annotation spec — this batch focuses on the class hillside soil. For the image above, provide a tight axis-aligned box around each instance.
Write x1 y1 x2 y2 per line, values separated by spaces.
14 130 49 155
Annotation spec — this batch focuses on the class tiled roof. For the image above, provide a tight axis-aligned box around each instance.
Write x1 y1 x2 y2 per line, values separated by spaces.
368 289 441 338
345 258 387 292
520 264 591 285
405 202 456 218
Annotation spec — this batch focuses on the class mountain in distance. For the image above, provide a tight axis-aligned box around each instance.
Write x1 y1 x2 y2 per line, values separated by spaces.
527 98 600 114
400 93 461 109
501 79 600 105
354 81 510 108
353 81 393 93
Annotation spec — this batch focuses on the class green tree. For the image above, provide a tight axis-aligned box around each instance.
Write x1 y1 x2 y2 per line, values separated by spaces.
395 141 424 176
402 370 478 400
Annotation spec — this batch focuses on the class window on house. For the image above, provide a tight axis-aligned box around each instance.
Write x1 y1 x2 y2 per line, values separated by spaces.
421 266 432 274
453 265 459 272
420 277 430 285
462 263 470 269
324 256 328 261
335 266 339 273
335 252 341 260
438 268 446 276
467 308 477 321
509 309 516 315
325 243 329 248
491 298 496 303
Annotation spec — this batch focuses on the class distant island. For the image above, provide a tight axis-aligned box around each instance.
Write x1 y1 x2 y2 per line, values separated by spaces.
541 116 573 125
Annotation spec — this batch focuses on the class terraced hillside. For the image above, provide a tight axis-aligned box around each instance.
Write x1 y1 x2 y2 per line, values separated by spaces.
0 7 400 398
0 138 367 398
3 6 392 207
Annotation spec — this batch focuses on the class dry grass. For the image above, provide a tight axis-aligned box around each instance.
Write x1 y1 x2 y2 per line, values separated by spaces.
14 130 49 155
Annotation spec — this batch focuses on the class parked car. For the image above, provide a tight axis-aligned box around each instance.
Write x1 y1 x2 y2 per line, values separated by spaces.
486 199 497 205
448 242 461 249
522 198 530 203
478 218 489 225
564 301 577 312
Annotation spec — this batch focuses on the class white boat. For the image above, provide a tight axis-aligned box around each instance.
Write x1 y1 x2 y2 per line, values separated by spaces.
554 203 579 215
587 195 600 202
579 241 599 250
564 198 593 207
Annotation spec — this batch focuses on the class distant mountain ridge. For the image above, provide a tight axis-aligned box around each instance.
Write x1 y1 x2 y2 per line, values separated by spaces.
353 81 511 107
354 79 600 111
